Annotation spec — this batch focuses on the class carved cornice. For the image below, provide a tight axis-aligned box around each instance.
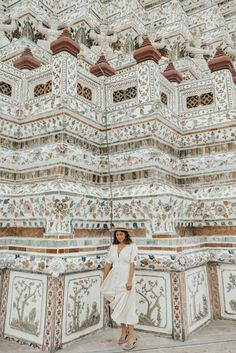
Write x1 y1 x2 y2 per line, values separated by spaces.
0 248 235 277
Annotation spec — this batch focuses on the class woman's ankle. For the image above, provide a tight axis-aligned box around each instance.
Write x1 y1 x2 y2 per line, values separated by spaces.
121 330 128 336
127 333 135 340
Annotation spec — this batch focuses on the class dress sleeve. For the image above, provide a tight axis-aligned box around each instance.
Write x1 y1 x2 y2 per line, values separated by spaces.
130 243 138 266
105 245 113 264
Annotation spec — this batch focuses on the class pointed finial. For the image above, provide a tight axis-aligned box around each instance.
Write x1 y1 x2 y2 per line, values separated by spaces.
90 53 115 77
13 47 42 70
133 35 162 64
51 27 80 57
162 60 182 84
208 46 234 72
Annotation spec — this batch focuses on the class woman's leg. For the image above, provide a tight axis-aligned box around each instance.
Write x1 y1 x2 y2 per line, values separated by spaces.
127 324 135 342
121 323 128 336
118 323 129 344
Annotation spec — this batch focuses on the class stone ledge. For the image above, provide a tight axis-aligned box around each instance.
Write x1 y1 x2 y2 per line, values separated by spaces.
0 248 235 276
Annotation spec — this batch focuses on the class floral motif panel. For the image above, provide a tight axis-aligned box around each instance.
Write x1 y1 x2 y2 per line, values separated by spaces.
62 271 103 343
186 266 211 333
5 271 47 345
218 264 236 319
135 270 172 333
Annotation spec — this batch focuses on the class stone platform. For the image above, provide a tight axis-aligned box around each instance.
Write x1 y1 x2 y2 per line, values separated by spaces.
1 320 235 353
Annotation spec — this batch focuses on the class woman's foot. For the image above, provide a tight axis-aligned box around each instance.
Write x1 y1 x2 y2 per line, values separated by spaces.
122 336 137 350
118 333 128 345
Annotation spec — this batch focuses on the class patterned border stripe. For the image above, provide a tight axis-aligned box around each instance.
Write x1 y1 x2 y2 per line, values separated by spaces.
43 276 65 351
54 276 65 350
208 264 221 319
43 276 56 351
171 272 188 341
0 269 10 336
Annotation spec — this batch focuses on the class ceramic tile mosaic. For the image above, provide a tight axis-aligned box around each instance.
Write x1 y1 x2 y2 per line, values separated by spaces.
186 266 211 333
4 271 47 345
136 270 172 334
62 271 103 343
218 264 236 320
0 0 236 350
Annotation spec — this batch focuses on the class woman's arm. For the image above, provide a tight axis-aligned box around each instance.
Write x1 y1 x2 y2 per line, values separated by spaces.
126 243 138 290
126 261 136 291
101 262 112 285
101 244 113 284
126 263 135 290
103 262 112 281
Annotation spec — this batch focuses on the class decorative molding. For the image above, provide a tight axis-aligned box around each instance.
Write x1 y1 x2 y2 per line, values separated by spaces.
0 249 235 277
0 269 10 336
208 263 221 319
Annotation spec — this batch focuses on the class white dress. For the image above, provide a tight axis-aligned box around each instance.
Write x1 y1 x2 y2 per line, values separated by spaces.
100 242 139 325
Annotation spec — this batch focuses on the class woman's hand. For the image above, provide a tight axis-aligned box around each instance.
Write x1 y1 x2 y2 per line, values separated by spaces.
126 281 132 291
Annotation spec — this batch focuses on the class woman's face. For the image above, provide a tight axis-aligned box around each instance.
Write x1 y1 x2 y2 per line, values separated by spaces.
116 230 126 243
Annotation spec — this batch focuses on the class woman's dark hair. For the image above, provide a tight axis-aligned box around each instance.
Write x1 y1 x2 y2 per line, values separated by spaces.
112 229 132 244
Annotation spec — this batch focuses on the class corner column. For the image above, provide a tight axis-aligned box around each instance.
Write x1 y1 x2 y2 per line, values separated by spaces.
0 269 10 337
208 263 221 319
43 276 65 352
213 69 235 111
137 61 160 104
51 28 80 97
51 52 78 97
171 271 189 341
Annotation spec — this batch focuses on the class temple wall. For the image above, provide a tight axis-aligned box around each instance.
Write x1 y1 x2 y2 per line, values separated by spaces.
0 261 235 350
0 0 236 351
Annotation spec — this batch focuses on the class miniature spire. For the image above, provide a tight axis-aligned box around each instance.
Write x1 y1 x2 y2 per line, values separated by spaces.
133 35 162 64
208 47 234 72
162 60 182 84
50 27 80 57
13 47 42 70
90 53 115 77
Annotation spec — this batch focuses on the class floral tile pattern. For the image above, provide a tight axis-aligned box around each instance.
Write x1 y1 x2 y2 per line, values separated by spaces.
218 264 236 319
5 271 47 345
62 271 102 343
0 0 236 350
136 270 172 333
186 266 211 333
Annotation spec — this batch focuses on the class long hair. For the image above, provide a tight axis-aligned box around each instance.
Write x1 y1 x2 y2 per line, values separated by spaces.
112 230 132 244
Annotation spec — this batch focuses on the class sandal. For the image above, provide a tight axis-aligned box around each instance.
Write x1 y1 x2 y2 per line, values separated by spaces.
118 334 128 345
122 337 137 350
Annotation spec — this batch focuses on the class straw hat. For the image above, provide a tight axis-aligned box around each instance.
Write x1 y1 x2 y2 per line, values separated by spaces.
108 223 133 232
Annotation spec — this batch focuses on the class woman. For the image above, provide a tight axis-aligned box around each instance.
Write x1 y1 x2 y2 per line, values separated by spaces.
100 228 138 351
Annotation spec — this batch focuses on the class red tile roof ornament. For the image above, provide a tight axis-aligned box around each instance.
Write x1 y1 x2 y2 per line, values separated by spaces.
50 27 80 57
162 60 182 84
90 53 115 77
208 47 234 72
133 35 162 64
13 47 42 70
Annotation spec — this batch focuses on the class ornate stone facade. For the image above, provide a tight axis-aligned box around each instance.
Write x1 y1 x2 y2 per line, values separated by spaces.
0 0 236 350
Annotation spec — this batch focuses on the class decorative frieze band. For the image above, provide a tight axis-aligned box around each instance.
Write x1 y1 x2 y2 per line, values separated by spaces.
0 249 235 277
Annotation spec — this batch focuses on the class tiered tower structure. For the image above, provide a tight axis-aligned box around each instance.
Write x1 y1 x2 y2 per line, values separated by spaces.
0 0 236 350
